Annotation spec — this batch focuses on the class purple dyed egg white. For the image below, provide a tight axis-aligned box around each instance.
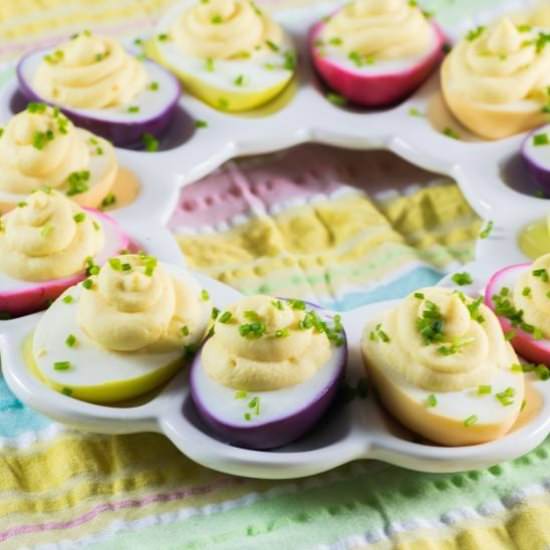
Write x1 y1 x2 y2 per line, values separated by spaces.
16 33 180 148
190 297 347 450
522 125 550 192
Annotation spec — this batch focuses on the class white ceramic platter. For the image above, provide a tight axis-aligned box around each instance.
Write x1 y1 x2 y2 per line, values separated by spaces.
1 0 550 478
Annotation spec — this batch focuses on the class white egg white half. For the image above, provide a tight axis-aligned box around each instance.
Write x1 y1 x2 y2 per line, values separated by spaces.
19 52 179 123
31 266 211 402
0 211 124 292
192 342 343 428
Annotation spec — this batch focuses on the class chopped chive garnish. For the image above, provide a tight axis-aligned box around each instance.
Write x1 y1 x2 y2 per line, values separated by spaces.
211 307 220 320
477 384 491 395
425 394 437 407
451 272 473 286
65 334 77 347
533 268 549 282
82 278 94 290
195 119 208 128
464 414 478 427
101 193 116 209
73 212 86 223
234 74 246 86
200 289 210 301
148 81 159 91
414 292 424 299
408 107 424 117
234 390 248 399
466 26 485 41
275 328 289 338
505 330 516 341
326 92 346 106
443 127 460 140
218 311 232 324
510 363 523 373
54 361 71 370
62 295 74 304
211 14 223 23
290 299 306 310
479 220 494 239
127 105 140 113
533 133 549 146
62 387 73 396
495 387 515 406
266 40 279 52
416 300 444 344
205 58 215 72
142 132 159 152
522 286 532 297
66 170 90 196
157 33 170 41
271 300 284 310
369 323 391 343
181 326 189 337
536 364 550 380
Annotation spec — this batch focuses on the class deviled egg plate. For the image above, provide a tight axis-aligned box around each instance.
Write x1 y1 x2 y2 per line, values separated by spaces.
362 287 524 446
0 190 131 317
17 32 180 147
190 295 347 449
30 254 212 403
148 0 296 112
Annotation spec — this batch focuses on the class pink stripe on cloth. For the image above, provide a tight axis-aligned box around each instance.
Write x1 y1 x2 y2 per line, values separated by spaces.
0 476 244 543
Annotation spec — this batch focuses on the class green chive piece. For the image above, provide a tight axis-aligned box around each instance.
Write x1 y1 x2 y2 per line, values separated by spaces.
218 311 232 324
65 334 77 347
479 220 494 239
425 394 437 407
62 295 74 304
452 272 473 286
54 361 72 371
73 212 86 223
477 384 491 395
464 414 478 427
200 289 210 301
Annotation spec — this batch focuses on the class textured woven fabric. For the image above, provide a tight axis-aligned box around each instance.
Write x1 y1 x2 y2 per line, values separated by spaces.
4 1 550 549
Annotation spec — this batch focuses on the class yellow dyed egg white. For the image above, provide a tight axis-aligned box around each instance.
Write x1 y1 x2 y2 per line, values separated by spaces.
147 0 296 112
362 288 525 446
31 255 212 403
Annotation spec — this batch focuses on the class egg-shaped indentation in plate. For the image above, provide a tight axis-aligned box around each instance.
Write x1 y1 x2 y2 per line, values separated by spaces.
30 258 212 403
16 32 181 148
190 297 347 449
147 0 296 113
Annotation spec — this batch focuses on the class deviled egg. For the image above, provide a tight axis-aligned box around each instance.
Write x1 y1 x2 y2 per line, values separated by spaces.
0 190 131 317
486 252 550 367
0 103 117 212
442 17 550 139
362 287 524 446
147 0 296 112
30 254 211 403
190 295 346 449
310 0 445 107
17 31 180 147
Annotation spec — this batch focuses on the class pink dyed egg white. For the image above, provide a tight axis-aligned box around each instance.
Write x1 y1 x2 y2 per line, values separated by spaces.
17 54 180 148
309 16 445 107
0 210 131 318
485 263 550 366
522 125 550 192
190 303 347 450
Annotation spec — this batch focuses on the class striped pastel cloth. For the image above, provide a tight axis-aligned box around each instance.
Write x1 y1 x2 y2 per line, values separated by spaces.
4 0 550 549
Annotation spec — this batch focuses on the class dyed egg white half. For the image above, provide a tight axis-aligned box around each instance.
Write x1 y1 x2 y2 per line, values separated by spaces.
31 266 211 403
190 311 346 450
17 54 180 147
0 210 129 317
485 262 550 366
363 324 525 446
148 1 295 111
